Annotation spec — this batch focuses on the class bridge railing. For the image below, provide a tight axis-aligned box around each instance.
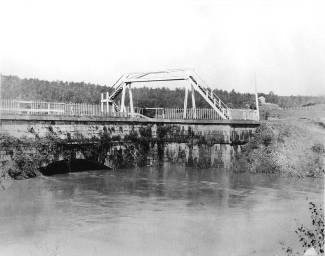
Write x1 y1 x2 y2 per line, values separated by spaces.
0 99 128 118
161 108 224 120
229 109 259 121
133 108 258 121
0 99 259 121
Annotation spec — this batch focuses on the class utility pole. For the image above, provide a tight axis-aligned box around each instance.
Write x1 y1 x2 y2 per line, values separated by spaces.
0 73 2 128
254 73 260 121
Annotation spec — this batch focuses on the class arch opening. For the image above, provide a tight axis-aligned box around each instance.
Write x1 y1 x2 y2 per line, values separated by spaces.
40 159 110 176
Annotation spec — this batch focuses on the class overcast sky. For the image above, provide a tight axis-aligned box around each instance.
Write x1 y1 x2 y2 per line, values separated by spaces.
0 0 324 95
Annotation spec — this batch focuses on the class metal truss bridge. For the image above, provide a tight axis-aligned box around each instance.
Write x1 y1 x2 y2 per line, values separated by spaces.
101 69 234 120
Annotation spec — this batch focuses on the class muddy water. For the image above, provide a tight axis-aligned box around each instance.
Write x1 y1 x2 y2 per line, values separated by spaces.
0 165 323 256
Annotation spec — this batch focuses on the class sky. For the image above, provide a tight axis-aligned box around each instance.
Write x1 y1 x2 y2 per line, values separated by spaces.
0 0 324 95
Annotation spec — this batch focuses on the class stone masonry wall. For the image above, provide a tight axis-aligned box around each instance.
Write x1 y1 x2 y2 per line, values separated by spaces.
0 119 258 177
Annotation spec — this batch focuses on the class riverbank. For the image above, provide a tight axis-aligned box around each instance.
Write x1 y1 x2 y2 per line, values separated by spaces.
238 105 325 177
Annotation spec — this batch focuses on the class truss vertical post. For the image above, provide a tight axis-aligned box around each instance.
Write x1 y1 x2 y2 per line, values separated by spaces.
106 92 109 113
183 83 188 119
128 83 134 117
191 83 196 119
120 83 126 113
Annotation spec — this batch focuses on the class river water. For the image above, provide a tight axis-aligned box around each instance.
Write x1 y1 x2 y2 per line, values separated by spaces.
0 165 323 256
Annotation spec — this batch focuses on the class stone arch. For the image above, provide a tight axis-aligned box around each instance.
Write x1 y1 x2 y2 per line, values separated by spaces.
39 143 111 176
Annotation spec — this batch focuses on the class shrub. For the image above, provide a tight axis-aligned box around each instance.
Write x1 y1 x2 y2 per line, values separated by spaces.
295 202 324 254
282 202 324 255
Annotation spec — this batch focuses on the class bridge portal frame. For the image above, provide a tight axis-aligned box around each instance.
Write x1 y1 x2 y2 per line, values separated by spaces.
101 69 231 120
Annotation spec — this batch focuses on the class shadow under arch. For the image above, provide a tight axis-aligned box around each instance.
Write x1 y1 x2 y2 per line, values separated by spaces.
40 159 110 176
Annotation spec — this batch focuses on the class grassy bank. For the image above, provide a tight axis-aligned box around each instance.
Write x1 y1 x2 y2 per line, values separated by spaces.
239 105 325 177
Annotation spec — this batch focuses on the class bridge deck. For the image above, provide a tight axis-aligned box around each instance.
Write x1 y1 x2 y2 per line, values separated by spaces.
0 113 260 126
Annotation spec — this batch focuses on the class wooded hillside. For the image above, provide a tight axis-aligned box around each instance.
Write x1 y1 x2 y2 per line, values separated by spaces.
1 75 324 108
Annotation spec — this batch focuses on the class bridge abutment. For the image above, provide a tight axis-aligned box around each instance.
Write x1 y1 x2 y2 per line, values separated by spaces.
0 115 259 178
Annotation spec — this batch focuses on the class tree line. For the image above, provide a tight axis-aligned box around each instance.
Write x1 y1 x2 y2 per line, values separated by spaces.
1 75 324 108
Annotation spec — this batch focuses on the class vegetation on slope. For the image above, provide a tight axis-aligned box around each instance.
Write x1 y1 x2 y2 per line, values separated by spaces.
239 119 325 177
238 103 325 177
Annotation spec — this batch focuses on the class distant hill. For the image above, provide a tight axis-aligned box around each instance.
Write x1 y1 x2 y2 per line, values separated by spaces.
1 75 106 104
1 75 324 108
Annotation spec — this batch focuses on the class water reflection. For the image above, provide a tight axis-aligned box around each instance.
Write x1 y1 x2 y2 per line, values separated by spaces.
0 165 323 256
